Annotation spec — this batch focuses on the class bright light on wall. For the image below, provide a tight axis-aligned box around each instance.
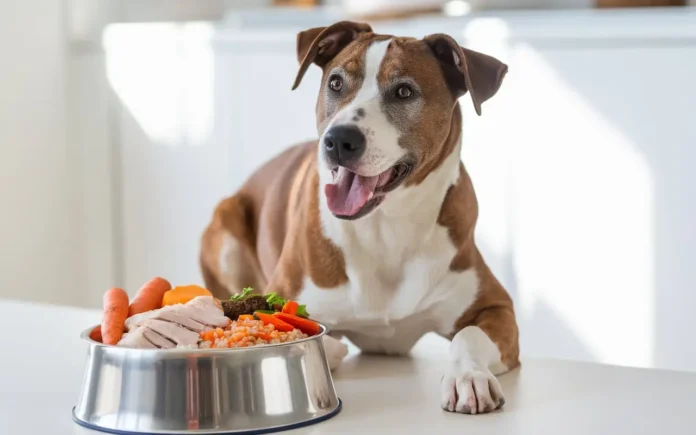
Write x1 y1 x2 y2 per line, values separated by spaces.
444 1 472 17
461 18 655 369
103 22 214 147
510 45 654 368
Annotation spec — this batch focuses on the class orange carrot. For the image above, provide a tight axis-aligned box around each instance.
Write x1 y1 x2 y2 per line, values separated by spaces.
128 277 171 317
89 325 103 343
254 312 294 332
273 313 320 336
282 300 299 316
238 314 254 321
101 288 129 345
162 285 212 306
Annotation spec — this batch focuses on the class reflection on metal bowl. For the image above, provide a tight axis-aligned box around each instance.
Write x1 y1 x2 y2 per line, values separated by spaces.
73 323 340 434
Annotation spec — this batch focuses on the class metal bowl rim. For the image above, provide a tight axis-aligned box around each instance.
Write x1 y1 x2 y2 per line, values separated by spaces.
80 321 329 355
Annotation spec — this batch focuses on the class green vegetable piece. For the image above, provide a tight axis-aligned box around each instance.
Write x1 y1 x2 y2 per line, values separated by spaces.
230 287 255 301
265 292 286 309
296 304 310 318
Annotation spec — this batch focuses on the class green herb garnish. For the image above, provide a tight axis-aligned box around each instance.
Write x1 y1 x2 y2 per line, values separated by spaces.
265 292 286 308
296 304 309 318
230 287 256 301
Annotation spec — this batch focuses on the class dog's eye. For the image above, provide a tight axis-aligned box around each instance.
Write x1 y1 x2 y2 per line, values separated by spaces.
329 76 343 92
396 85 413 99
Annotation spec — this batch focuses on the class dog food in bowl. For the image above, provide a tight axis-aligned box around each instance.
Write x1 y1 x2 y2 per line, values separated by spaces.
89 279 321 351
198 317 309 348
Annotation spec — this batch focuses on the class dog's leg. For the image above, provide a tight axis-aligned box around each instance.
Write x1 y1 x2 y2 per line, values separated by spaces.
441 283 519 414
200 194 266 299
322 334 349 371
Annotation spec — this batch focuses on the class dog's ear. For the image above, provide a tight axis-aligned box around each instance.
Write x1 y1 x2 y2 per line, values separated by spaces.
424 34 508 116
292 21 373 90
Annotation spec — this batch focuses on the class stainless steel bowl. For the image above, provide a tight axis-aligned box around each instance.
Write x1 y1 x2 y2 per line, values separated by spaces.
73 323 341 434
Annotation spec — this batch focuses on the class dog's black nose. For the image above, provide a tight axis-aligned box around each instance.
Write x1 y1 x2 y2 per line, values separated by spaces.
323 125 366 164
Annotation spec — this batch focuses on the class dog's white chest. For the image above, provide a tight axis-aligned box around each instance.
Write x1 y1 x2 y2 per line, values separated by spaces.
299 139 479 351
296 220 480 343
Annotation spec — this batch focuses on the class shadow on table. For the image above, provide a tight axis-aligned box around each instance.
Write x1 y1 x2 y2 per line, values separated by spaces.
333 353 420 381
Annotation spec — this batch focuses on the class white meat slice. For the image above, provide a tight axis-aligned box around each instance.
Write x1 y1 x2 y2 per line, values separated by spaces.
125 297 227 332
118 295 229 349
146 319 200 347
156 310 208 332
117 328 157 348
184 296 229 327
142 328 176 349
125 308 162 331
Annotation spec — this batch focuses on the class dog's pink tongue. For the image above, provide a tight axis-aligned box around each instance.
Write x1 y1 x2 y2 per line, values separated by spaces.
325 168 380 216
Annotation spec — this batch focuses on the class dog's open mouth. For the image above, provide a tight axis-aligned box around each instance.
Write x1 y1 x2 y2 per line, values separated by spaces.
324 163 411 219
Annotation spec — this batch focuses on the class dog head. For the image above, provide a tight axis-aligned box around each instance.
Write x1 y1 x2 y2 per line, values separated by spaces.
292 21 507 220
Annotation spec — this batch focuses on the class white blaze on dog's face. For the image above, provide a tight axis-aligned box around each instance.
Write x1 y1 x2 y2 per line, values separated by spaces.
292 22 508 220
323 40 405 188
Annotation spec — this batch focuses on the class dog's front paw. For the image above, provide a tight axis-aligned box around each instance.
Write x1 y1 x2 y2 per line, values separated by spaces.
322 334 348 371
440 368 505 414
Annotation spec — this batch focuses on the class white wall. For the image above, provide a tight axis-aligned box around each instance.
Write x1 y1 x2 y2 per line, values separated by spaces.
0 1 85 307
450 10 696 373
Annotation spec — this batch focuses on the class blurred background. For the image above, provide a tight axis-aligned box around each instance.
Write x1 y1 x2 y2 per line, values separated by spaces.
2 0 695 372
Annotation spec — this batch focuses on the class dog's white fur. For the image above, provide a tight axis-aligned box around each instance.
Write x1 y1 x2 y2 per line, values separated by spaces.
300 39 507 411
218 233 242 291
323 40 405 178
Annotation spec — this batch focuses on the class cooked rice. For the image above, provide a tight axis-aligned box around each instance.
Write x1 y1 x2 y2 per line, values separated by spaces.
197 318 308 349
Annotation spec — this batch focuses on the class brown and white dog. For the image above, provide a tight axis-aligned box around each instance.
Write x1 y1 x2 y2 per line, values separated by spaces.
200 21 519 414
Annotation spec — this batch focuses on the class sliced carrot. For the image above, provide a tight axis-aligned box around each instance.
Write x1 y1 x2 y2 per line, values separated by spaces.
238 314 254 321
282 300 299 316
254 312 294 332
101 288 129 345
273 313 320 336
162 285 212 306
128 277 171 317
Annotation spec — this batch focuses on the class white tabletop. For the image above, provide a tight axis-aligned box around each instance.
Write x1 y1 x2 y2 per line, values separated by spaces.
2 299 695 435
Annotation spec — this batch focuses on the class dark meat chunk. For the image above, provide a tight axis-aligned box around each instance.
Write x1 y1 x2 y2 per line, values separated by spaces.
221 296 269 320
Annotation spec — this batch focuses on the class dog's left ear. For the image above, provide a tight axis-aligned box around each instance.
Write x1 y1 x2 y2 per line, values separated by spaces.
424 34 508 116
292 21 373 90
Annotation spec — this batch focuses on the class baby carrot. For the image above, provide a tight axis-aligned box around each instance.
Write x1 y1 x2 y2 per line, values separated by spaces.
89 325 103 343
128 277 171 317
101 288 129 345
254 312 294 332
238 314 254 321
273 313 320 336
282 300 299 316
